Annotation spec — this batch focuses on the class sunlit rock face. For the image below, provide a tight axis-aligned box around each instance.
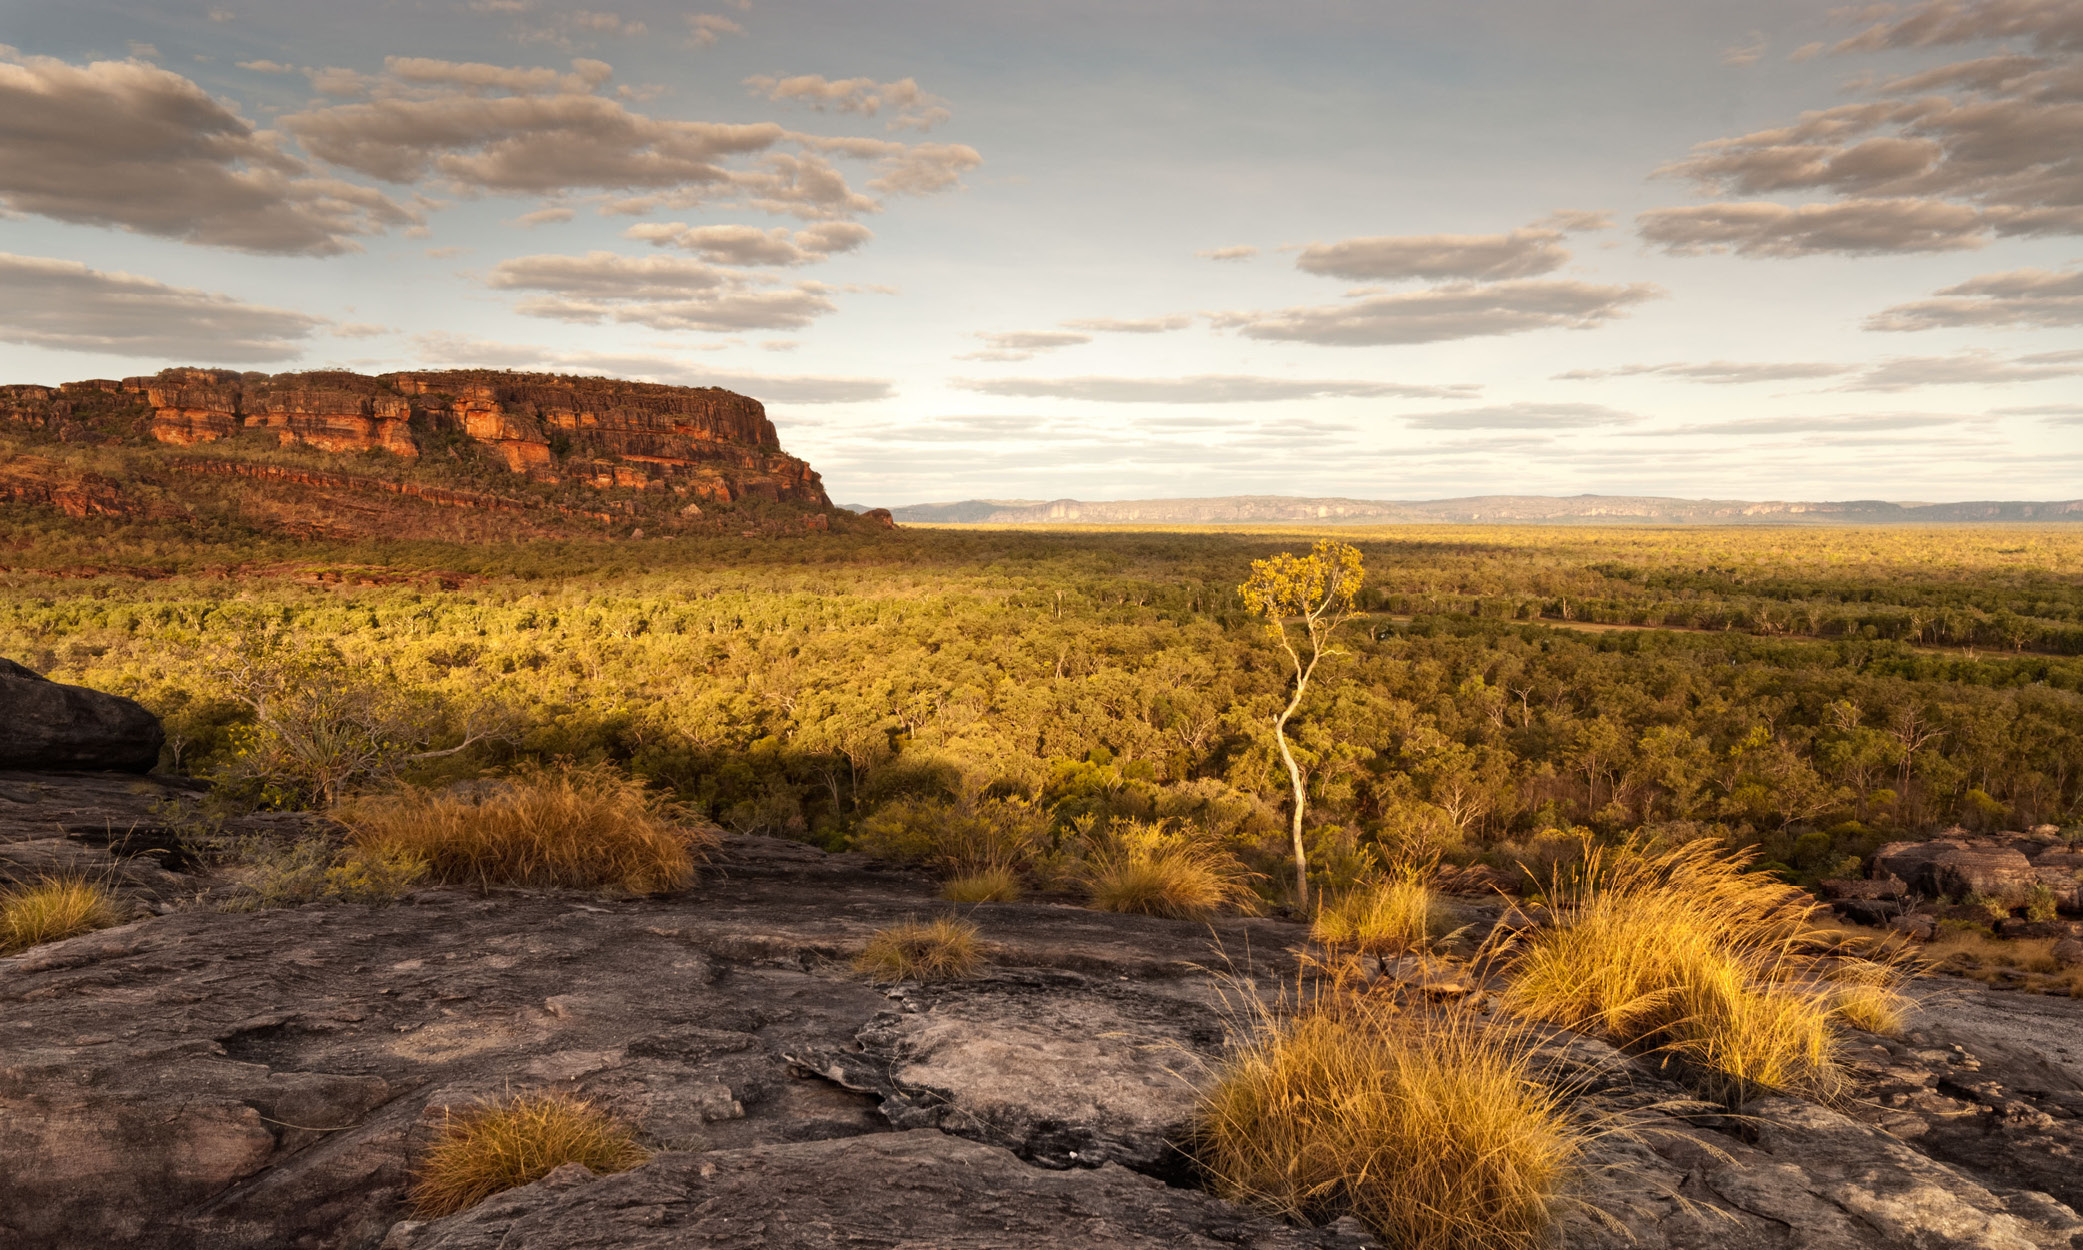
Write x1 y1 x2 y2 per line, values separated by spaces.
110 367 827 507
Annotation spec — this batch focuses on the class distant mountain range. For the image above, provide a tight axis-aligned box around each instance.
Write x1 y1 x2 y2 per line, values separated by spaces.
840 495 2083 525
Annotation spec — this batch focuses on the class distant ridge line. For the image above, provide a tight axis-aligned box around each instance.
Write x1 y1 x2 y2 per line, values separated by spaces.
854 495 2083 526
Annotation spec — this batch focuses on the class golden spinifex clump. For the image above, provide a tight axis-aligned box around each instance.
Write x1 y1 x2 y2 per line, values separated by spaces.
0 876 120 954
941 863 1023 902
411 1093 649 1218
1313 866 1441 956
1238 538 1364 910
1501 837 1910 1104
1197 1000 1581 1250
854 915 984 983
1078 818 1258 920
340 762 714 894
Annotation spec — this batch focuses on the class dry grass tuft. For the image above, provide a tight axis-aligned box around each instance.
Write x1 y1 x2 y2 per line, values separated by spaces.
854 915 983 983
0 876 120 954
1197 998 1581 1250
1500 837 1909 1103
1314 871 1440 955
340 763 714 894
1081 819 1256 921
942 864 1022 903
412 1092 648 1218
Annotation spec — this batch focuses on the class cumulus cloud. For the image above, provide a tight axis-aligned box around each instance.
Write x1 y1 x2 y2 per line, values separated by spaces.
1398 401 1639 430
1865 266 2083 329
487 249 839 330
686 14 745 46
1839 348 2083 391
513 205 575 226
1722 31 1769 66
1635 411 1978 436
1637 199 1987 256
1556 360 1853 383
276 56 977 220
1196 244 1257 261
1641 7 2083 256
1295 226 1571 282
744 74 950 131
1215 279 1662 346
412 330 891 402
950 375 1481 403
0 49 414 254
622 219 871 265
0 252 326 361
1535 209 1615 232
1058 314 1194 333
979 331 1090 350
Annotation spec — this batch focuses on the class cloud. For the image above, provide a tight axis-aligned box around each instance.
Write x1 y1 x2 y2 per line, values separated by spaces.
622 219 871 264
411 331 891 402
1640 15 2083 257
235 58 294 74
277 56 976 219
1722 31 1769 66
949 375 1481 403
744 74 950 131
1535 209 1614 232
1865 266 2083 329
1839 349 2083 391
686 14 745 46
513 205 575 226
1058 314 1193 333
1398 401 1640 430
0 49 415 254
1215 279 1662 346
1556 360 1853 383
1636 411 1977 436
979 331 1090 350
0 252 326 361
1196 244 1257 261
487 249 839 330
1637 198 1988 257
1295 225 1570 282
331 322 390 338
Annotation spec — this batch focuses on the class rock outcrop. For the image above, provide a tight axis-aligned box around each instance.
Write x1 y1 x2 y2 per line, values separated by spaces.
1872 835 2083 910
0 367 830 509
0 660 163 772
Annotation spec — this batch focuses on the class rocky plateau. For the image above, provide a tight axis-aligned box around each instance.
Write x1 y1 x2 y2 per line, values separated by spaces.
8 763 2083 1250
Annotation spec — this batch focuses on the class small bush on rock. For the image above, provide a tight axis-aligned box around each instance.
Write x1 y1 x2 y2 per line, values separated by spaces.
412 1092 648 1218
0 877 119 954
1080 819 1256 921
854 915 982 982
341 763 713 893
226 838 428 909
942 865 1022 902
1197 999 1581 1250
1313 869 1440 955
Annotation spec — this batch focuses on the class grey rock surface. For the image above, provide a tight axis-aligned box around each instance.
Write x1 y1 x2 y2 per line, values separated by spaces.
0 658 164 772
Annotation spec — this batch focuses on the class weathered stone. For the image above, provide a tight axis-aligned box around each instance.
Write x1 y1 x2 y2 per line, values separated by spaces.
0 659 163 772
1874 840 2038 902
2053 938 2083 968
1833 898 1905 926
1824 877 1906 901
1889 913 1938 941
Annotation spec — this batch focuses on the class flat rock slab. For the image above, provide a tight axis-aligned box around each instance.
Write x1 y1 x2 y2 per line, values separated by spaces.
383 1130 1375 1250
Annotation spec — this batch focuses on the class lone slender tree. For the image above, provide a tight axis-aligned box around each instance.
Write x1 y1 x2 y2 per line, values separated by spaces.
1239 538 1364 911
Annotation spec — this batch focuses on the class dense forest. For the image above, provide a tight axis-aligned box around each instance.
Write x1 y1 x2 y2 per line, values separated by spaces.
5 508 2080 897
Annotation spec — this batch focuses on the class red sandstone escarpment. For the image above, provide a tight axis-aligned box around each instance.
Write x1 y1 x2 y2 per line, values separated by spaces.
4 367 831 508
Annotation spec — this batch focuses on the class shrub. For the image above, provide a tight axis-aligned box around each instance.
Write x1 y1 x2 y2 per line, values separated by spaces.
1080 819 1257 921
2024 881 2060 923
341 764 713 893
1197 1000 1581 1250
0 877 120 954
852 795 1047 877
1500 837 1891 1103
854 915 982 983
942 865 1022 902
225 837 428 909
412 1092 648 1218
1313 870 1439 956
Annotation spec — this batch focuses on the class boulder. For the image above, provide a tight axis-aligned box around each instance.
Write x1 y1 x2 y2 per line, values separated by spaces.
1824 877 1906 901
1889 913 1938 941
2055 938 2083 969
1873 839 2038 902
0 659 163 772
1833 898 1905 927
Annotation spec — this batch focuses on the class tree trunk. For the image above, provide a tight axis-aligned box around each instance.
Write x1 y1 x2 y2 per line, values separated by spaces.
1274 700 1309 911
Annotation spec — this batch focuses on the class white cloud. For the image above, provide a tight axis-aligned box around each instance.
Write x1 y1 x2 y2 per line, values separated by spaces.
411 331 892 402
1398 401 1639 430
1637 198 1987 257
745 74 950 131
513 205 575 227
486 249 839 331
1865 266 2083 330
0 49 414 254
1633 412 1978 436
1058 314 1193 333
1295 225 1571 282
1195 244 1257 261
1556 360 1853 383
0 252 326 361
331 322 390 338
1838 349 2083 391
622 219 871 265
1216 279 1662 346
950 375 1481 402
686 14 746 46
1721 31 1769 67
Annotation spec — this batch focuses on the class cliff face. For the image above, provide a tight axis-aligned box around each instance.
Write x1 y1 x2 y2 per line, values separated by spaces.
2 368 830 509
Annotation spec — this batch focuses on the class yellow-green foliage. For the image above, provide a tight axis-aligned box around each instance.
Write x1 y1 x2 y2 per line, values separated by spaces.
1313 871 1439 955
227 837 428 909
1502 838 1902 1102
342 764 713 893
854 915 982 982
1081 819 1256 920
1197 1000 1581 1250
852 795 1048 876
0 877 120 954
942 865 1022 902
412 1093 648 1218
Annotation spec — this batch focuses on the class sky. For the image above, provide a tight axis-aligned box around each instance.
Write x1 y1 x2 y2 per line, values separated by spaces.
1 0 2080 506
